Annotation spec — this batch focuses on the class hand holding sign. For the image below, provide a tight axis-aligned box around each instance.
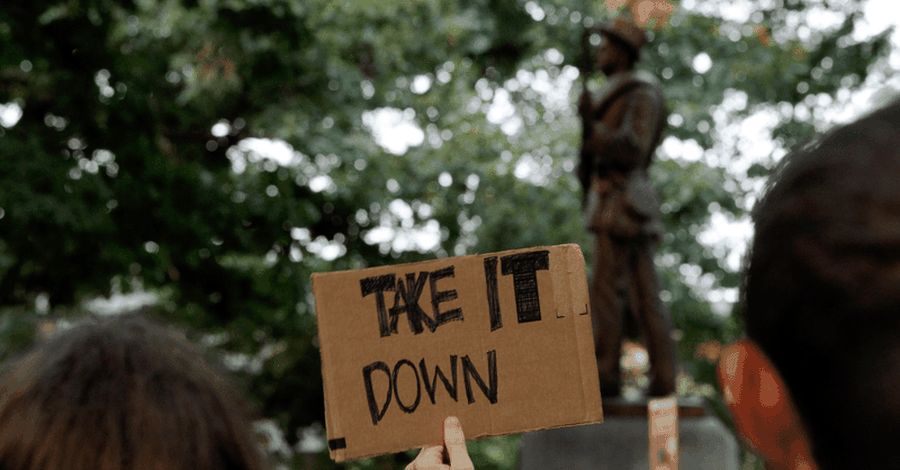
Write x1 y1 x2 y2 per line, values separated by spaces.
406 417 474 470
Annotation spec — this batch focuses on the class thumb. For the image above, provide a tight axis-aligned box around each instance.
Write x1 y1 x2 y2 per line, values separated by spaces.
443 416 474 470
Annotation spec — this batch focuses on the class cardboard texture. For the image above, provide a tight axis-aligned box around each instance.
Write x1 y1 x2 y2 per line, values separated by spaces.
649 397 679 470
312 244 603 462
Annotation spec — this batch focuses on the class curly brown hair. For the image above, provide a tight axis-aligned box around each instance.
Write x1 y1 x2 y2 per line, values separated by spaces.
0 313 269 470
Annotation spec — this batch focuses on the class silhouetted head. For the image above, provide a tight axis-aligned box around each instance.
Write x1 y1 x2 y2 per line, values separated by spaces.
0 313 268 470
741 98 900 468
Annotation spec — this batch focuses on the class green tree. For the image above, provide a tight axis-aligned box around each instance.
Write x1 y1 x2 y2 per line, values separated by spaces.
0 0 892 468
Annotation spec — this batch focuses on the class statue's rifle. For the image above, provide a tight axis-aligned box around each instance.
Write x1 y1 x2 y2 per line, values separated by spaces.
579 26 595 97
577 24 598 199
578 26 599 137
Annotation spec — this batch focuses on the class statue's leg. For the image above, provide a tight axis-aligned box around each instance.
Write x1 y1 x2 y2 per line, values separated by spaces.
590 231 625 397
627 243 677 397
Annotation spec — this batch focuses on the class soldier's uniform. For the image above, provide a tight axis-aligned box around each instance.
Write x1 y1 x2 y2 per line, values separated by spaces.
578 16 676 397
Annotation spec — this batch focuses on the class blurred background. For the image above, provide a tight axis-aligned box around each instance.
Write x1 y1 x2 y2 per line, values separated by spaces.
1 0 898 468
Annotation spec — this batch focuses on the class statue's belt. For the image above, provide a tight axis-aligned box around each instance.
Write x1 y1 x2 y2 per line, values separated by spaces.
590 173 628 192
590 172 659 219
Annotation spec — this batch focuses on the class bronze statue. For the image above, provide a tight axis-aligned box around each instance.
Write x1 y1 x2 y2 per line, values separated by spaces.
577 14 676 397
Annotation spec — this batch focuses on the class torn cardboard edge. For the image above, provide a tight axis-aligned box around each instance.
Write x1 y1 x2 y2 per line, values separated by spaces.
313 244 603 462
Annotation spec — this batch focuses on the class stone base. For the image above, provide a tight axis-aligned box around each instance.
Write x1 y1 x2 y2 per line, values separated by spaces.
517 399 738 470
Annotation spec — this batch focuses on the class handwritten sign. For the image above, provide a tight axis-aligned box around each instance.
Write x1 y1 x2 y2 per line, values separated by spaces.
312 244 603 462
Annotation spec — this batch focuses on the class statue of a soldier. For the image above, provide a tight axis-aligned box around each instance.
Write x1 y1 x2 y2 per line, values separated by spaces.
577 14 676 397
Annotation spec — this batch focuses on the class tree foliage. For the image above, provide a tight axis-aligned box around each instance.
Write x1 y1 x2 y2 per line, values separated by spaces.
0 0 892 468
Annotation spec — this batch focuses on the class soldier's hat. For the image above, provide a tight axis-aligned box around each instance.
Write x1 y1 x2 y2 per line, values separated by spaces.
598 14 648 59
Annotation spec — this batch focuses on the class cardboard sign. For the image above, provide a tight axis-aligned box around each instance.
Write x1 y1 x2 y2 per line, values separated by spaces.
312 244 603 462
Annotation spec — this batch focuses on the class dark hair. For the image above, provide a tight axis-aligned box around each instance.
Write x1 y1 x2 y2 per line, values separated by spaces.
0 313 269 470
742 97 900 469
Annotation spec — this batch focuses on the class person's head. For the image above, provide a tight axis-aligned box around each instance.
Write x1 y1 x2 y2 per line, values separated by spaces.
596 15 645 75
0 313 269 470
718 98 900 469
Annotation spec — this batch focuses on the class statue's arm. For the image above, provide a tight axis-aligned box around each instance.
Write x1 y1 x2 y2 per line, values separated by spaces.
588 86 663 172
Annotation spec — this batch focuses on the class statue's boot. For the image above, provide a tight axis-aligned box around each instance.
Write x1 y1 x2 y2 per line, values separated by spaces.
600 379 621 398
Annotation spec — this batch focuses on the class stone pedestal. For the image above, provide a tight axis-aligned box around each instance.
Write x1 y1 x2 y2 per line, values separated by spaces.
518 398 739 470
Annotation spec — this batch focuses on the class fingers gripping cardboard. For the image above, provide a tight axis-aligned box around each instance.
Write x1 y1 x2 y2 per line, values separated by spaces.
312 244 603 462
